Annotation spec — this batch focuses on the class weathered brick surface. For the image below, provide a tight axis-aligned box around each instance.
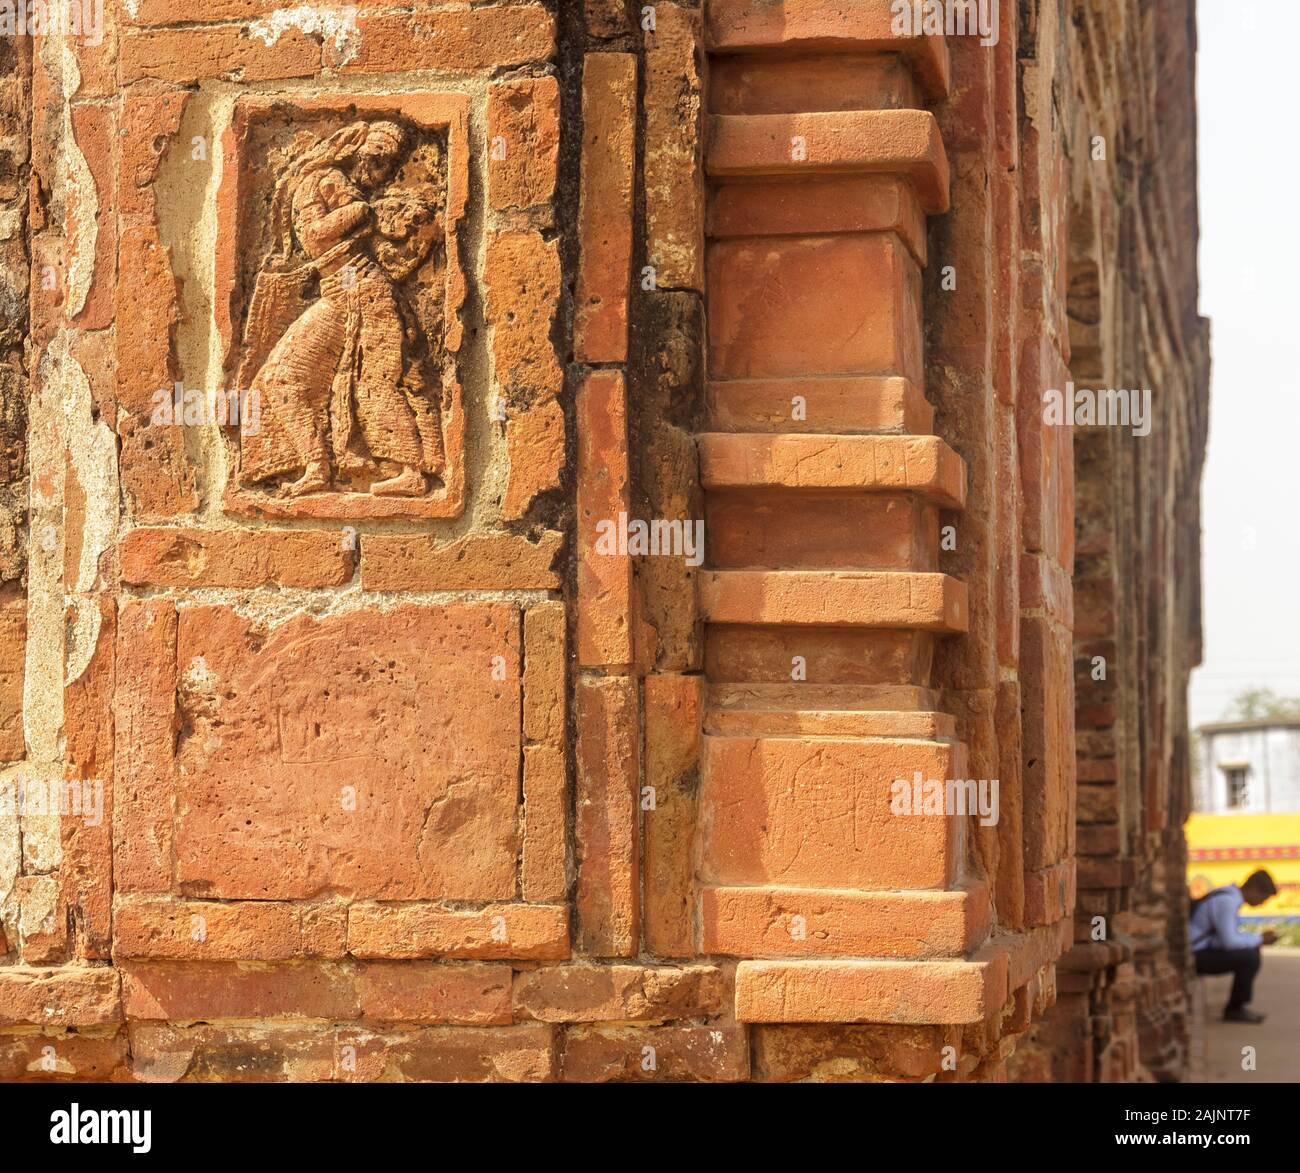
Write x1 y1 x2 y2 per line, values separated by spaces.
357 962 513 1026
0 0 1206 1084
0 596 25 759
574 675 639 956
361 531 562 592
347 903 570 962
645 5 704 292
166 604 522 901
0 967 121 1028
113 899 347 961
112 599 178 894
488 77 560 215
576 370 633 668
575 53 636 362
643 674 702 957
61 596 116 959
121 961 359 1022
512 964 725 1023
561 1023 749 1082
484 230 564 520
120 527 355 588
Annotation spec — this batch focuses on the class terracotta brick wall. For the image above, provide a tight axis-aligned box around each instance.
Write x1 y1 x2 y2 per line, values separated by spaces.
0 0 1205 1082
1007 0 1209 1084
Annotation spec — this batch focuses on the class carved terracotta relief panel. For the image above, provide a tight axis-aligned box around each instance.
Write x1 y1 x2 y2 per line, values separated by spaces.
216 92 469 519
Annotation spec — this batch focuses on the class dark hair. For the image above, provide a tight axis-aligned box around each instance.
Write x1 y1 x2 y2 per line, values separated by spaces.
1244 870 1278 898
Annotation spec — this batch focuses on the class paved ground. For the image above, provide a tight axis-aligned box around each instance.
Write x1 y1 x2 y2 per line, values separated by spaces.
1201 947 1300 1082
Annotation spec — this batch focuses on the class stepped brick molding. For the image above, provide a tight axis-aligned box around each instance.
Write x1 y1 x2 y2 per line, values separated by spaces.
0 0 1206 1083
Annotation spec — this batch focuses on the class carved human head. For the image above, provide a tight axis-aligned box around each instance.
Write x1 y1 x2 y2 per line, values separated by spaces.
352 120 406 190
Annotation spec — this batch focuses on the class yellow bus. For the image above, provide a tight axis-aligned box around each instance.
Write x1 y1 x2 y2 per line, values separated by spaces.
1185 812 1300 922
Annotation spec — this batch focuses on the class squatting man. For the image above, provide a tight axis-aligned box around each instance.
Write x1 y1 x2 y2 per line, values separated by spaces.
1188 869 1279 1023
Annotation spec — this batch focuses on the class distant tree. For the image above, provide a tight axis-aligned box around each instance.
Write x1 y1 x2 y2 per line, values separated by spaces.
1224 687 1300 721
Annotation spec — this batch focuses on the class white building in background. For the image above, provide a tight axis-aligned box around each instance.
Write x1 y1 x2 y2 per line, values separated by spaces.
1195 719 1300 814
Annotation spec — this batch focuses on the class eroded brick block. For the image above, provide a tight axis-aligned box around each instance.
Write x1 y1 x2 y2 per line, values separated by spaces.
575 675 639 956
512 964 725 1023
576 53 636 362
357 962 513 1026
0 593 25 760
487 76 560 214
114 604 525 902
561 1024 749 1082
0 967 122 1028
120 527 356 588
347 902 569 962
700 737 962 890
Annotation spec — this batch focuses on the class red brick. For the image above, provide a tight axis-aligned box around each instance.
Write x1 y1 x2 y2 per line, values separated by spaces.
68 104 117 331
116 224 195 517
522 745 568 905
120 527 356 588
0 967 121 1028
357 963 512 1026
347 903 569 962
512 964 724 1023
121 961 358 1021
643 674 702 958
488 76 560 213
710 174 927 260
0 1031 130 1082
523 602 567 748
484 232 564 519
710 53 921 121
346 6 555 75
113 899 347 961
704 0 949 98
361 530 562 592
577 370 633 668
645 5 704 291
1021 616 1075 871
0 593 25 759
706 110 949 214
169 604 521 901
701 885 990 960
127 0 397 19
70 0 119 99
128 1021 557 1083
113 81 195 519
12 876 67 964
112 599 177 894
371 1024 558 1083
118 82 190 222
752 1023 957 1083
502 398 566 523
575 53 636 361
699 570 968 632
561 1024 749 1082
700 737 962 890
1024 858 1077 926
736 956 1008 1026
585 0 632 38
575 675 639 956
708 233 923 383
119 24 321 85
61 596 116 958
699 432 965 505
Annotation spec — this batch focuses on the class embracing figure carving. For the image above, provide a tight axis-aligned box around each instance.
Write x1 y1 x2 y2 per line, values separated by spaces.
236 119 446 497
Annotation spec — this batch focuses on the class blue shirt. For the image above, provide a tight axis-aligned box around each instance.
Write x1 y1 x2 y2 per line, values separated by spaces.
1189 886 1262 952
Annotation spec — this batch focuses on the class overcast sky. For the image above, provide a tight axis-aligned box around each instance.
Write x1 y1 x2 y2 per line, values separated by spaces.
1188 0 1300 728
